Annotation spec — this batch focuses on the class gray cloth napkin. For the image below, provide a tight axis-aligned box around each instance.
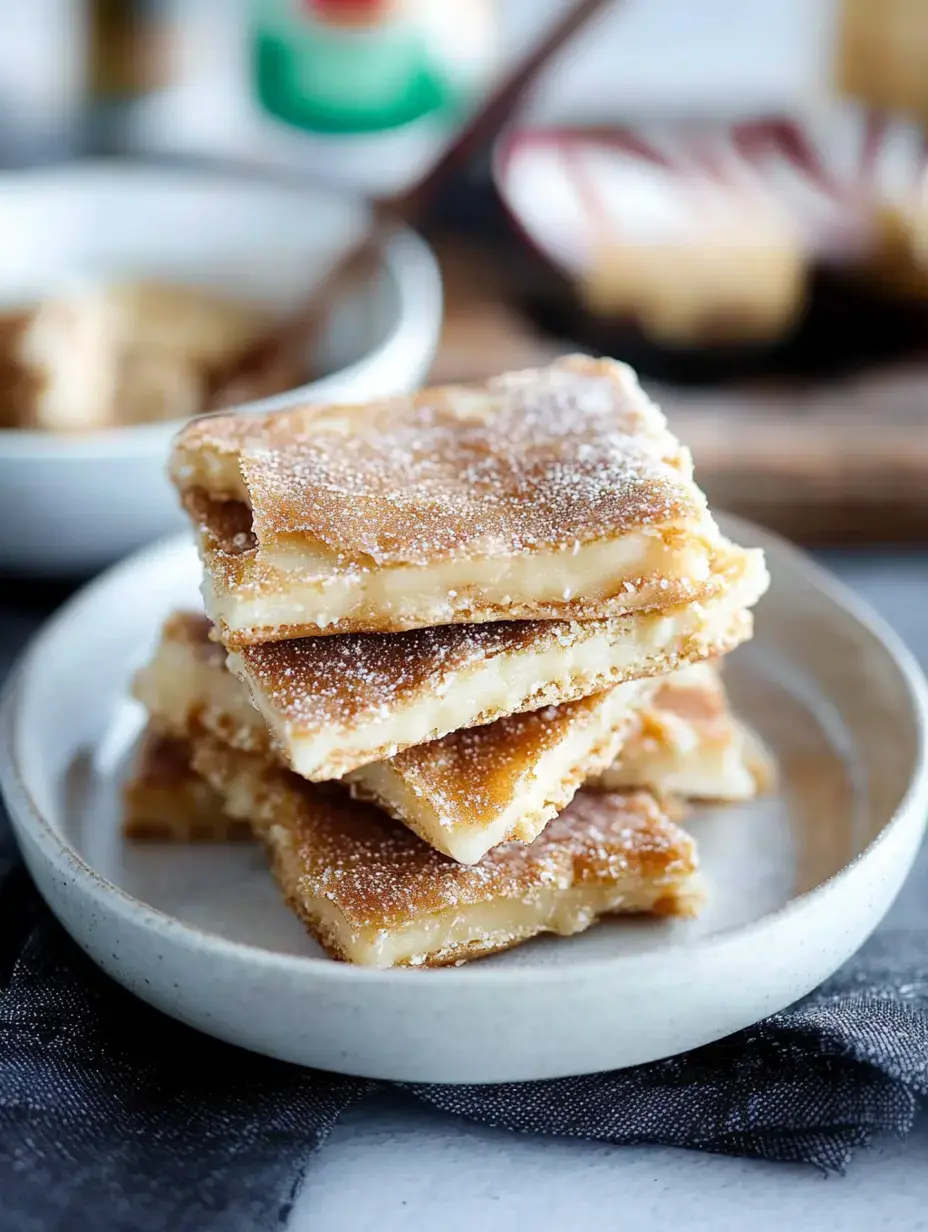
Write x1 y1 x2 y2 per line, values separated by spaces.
3 583 928 1232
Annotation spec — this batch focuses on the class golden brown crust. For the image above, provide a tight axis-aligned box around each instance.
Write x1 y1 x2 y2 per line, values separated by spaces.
190 734 700 966
372 694 613 823
172 355 700 566
353 689 647 842
203 744 696 927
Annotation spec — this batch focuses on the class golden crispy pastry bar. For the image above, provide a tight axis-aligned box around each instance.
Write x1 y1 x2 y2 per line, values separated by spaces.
189 735 701 968
171 355 735 643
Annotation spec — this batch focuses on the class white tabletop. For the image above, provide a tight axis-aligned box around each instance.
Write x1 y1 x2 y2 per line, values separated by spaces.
293 552 928 1232
298 1095 928 1232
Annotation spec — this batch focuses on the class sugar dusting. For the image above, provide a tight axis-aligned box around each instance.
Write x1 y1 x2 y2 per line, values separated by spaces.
184 356 704 567
158 357 762 963
388 690 621 829
290 787 697 931
192 732 698 940
237 618 555 729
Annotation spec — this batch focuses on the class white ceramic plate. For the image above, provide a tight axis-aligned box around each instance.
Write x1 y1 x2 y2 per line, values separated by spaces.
0 163 441 574
2 516 927 1083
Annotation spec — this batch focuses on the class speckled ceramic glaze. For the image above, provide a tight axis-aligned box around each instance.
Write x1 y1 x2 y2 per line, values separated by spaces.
1 516 926 1083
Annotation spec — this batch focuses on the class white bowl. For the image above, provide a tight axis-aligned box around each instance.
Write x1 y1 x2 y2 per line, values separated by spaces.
0 162 442 575
2 516 926 1082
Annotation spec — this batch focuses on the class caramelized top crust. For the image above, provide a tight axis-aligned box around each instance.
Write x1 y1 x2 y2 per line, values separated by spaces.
191 735 697 930
172 356 705 566
234 617 582 732
388 689 642 829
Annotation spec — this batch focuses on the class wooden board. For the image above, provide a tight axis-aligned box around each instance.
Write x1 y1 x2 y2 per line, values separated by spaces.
428 238 928 545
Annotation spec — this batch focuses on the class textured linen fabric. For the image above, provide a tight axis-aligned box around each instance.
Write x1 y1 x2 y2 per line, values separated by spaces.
411 924 928 1170
0 874 369 1232
3 581 928 1231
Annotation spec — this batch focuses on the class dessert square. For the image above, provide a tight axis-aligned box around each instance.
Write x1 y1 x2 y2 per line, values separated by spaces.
135 612 661 861
189 734 701 968
132 604 768 860
171 355 732 644
345 680 654 864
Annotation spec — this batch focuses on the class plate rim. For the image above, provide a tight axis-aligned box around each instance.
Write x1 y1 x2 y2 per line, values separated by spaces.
3 514 928 989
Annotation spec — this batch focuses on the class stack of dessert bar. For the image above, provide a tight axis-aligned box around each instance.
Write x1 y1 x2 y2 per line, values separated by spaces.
125 356 770 968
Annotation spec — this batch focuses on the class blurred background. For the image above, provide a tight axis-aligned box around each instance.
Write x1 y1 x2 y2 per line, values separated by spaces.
1 0 928 578
0 1 831 168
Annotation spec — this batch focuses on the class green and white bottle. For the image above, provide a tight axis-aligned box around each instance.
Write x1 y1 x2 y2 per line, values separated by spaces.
250 0 497 195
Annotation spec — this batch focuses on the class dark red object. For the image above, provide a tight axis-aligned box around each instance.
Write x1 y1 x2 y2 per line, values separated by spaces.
303 0 388 17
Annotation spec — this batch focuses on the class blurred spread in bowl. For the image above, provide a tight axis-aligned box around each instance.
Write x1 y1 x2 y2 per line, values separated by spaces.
0 163 442 575
3 280 299 434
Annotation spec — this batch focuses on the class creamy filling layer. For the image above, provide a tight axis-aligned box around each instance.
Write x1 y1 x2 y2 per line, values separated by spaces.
308 875 693 969
346 679 656 865
228 561 764 781
206 523 718 634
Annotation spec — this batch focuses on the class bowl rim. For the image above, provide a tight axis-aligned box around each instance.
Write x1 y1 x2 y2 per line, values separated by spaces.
2 512 927 988
0 160 443 459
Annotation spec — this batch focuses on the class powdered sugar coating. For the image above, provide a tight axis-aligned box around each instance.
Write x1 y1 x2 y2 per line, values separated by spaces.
236 618 571 731
191 734 699 936
175 355 704 567
384 690 639 831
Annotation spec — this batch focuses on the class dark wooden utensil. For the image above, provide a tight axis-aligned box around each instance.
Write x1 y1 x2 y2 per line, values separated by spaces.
207 0 616 409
